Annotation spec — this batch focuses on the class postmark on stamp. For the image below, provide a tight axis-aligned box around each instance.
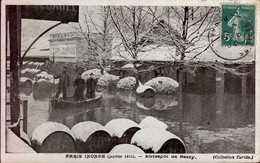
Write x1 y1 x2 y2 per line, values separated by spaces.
221 4 255 46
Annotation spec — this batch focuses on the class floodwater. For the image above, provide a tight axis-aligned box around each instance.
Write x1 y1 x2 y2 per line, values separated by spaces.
19 82 255 153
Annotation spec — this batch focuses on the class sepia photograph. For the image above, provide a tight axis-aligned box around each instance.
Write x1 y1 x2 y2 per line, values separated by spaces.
1 0 259 162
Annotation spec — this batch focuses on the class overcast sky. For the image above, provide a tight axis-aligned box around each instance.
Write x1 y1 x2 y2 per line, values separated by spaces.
21 6 99 50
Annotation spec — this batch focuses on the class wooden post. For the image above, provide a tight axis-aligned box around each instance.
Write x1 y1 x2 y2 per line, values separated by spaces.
23 100 28 133
8 6 21 137
216 71 224 113
178 68 184 136
241 74 247 111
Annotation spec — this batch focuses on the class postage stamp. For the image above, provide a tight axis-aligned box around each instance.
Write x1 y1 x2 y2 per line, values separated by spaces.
221 4 255 46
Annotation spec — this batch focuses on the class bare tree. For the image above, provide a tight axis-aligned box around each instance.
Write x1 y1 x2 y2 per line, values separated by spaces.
108 6 157 60
71 6 115 74
167 6 220 60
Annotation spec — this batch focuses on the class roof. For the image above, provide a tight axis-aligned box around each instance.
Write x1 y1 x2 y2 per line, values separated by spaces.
138 19 186 49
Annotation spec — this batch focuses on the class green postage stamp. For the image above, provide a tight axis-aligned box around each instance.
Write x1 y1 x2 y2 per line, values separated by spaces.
221 4 255 46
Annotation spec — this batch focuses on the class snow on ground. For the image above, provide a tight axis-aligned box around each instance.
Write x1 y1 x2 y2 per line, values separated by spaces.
105 118 140 138
138 45 178 61
131 128 184 153
117 77 136 90
97 74 120 87
31 122 75 145
6 128 36 153
71 121 111 142
109 144 145 154
145 77 179 94
139 116 168 130
81 69 108 81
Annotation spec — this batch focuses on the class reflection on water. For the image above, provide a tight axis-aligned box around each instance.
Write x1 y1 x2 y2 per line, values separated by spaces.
20 82 255 153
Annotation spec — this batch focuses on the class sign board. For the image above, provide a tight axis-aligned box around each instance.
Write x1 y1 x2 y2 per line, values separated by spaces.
50 32 84 39
21 5 79 22
50 45 76 57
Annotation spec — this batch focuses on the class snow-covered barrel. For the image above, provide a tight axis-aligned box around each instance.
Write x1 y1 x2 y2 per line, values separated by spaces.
120 63 139 77
33 62 45 70
33 78 56 91
145 77 179 94
117 77 136 90
23 61 29 67
27 62 35 68
19 77 33 88
139 116 168 130
131 128 186 153
105 119 140 144
31 122 76 153
21 68 41 79
109 144 145 154
35 71 53 81
136 81 156 97
81 69 107 81
97 74 120 89
71 121 113 153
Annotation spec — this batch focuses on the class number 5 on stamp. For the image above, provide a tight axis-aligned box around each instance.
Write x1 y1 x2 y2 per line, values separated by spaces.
221 4 255 46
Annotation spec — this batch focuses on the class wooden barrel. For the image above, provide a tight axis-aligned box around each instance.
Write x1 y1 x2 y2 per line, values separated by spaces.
33 79 56 91
109 144 145 154
105 118 140 144
21 68 41 79
33 62 45 71
71 121 114 153
27 62 35 68
131 128 186 153
19 77 33 88
136 82 156 98
139 116 168 130
145 77 179 94
31 122 76 153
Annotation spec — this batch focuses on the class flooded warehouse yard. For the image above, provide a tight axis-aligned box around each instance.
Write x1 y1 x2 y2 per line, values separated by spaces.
18 68 255 153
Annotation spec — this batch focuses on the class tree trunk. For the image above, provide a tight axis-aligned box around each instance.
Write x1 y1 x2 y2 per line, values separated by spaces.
181 7 189 60
182 7 189 40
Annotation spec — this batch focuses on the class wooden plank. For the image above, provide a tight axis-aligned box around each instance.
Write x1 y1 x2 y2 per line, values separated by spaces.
8 6 21 137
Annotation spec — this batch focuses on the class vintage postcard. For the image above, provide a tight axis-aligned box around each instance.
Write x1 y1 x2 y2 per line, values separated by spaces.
1 0 259 162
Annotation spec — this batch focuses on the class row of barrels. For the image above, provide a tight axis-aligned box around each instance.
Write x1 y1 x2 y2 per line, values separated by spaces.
30 116 186 153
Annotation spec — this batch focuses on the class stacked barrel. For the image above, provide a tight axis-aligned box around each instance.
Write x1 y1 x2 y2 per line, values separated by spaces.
30 116 186 153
